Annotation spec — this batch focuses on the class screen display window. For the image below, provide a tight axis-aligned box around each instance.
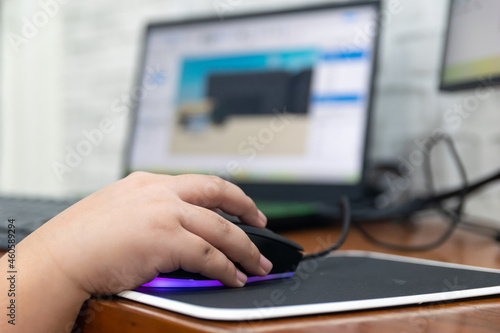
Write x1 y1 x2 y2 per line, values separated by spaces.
129 4 378 185
441 0 500 90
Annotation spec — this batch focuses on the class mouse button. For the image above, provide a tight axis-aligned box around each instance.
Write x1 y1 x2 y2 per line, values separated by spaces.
237 224 304 251
248 234 301 257
236 224 270 235
269 250 303 275
272 234 304 251
246 234 303 273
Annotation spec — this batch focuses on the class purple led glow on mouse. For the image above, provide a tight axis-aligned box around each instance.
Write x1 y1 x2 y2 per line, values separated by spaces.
141 272 295 288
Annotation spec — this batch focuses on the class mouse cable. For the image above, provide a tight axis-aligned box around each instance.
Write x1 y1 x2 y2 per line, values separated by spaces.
302 196 351 261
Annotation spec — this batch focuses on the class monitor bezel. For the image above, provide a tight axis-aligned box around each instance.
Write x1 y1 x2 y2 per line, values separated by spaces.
123 0 381 205
439 0 500 92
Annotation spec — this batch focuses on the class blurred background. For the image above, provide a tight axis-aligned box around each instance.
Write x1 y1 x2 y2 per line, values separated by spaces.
2 0 500 222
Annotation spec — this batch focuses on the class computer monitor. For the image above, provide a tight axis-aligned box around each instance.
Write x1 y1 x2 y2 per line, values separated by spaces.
126 1 380 204
440 0 500 91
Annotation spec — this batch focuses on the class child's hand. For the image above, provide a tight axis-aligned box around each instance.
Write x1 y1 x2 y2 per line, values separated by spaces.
26 172 272 296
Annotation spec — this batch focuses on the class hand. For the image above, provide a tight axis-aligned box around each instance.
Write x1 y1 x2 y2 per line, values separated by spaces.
26 172 272 296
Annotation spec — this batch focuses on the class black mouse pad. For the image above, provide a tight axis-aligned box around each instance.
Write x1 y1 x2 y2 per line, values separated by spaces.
119 251 500 321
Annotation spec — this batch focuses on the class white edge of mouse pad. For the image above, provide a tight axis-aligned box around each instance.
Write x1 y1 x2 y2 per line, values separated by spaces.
118 251 500 321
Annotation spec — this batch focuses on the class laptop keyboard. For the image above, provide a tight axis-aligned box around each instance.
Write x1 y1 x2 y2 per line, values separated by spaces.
0 196 77 249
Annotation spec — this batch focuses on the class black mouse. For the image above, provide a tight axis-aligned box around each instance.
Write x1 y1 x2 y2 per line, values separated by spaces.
142 224 303 288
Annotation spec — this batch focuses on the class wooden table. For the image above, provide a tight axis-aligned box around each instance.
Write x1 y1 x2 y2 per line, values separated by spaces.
72 219 500 332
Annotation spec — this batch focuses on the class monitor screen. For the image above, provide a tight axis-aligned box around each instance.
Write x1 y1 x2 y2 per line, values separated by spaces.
440 0 500 91
127 2 380 202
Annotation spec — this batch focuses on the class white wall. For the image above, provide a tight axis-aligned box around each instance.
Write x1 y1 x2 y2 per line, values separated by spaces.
1 0 65 196
2 0 500 221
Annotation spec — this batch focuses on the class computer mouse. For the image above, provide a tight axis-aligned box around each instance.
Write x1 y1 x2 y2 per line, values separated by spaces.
142 224 304 288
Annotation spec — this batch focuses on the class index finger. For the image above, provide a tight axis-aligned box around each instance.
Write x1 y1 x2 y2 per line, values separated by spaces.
168 174 267 227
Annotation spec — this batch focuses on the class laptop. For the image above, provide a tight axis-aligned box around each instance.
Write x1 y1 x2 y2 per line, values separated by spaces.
0 1 381 248
126 1 380 208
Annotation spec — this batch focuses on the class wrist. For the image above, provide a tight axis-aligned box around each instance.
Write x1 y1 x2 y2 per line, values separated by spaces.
8 230 91 331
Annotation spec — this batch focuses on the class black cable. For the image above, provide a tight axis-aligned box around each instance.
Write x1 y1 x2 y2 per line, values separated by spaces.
454 213 500 240
310 133 500 253
350 167 500 222
353 214 461 251
353 133 469 251
459 221 500 238
421 134 467 248
302 196 351 260
333 130 500 223
429 168 500 203
423 134 468 204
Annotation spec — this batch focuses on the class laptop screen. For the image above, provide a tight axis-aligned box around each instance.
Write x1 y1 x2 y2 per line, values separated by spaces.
127 2 380 202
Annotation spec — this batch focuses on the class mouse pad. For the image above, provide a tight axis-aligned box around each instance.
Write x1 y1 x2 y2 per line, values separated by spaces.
119 251 500 321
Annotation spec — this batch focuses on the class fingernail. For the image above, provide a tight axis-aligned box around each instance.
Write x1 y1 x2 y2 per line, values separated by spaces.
260 254 273 275
258 209 267 225
236 269 247 287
